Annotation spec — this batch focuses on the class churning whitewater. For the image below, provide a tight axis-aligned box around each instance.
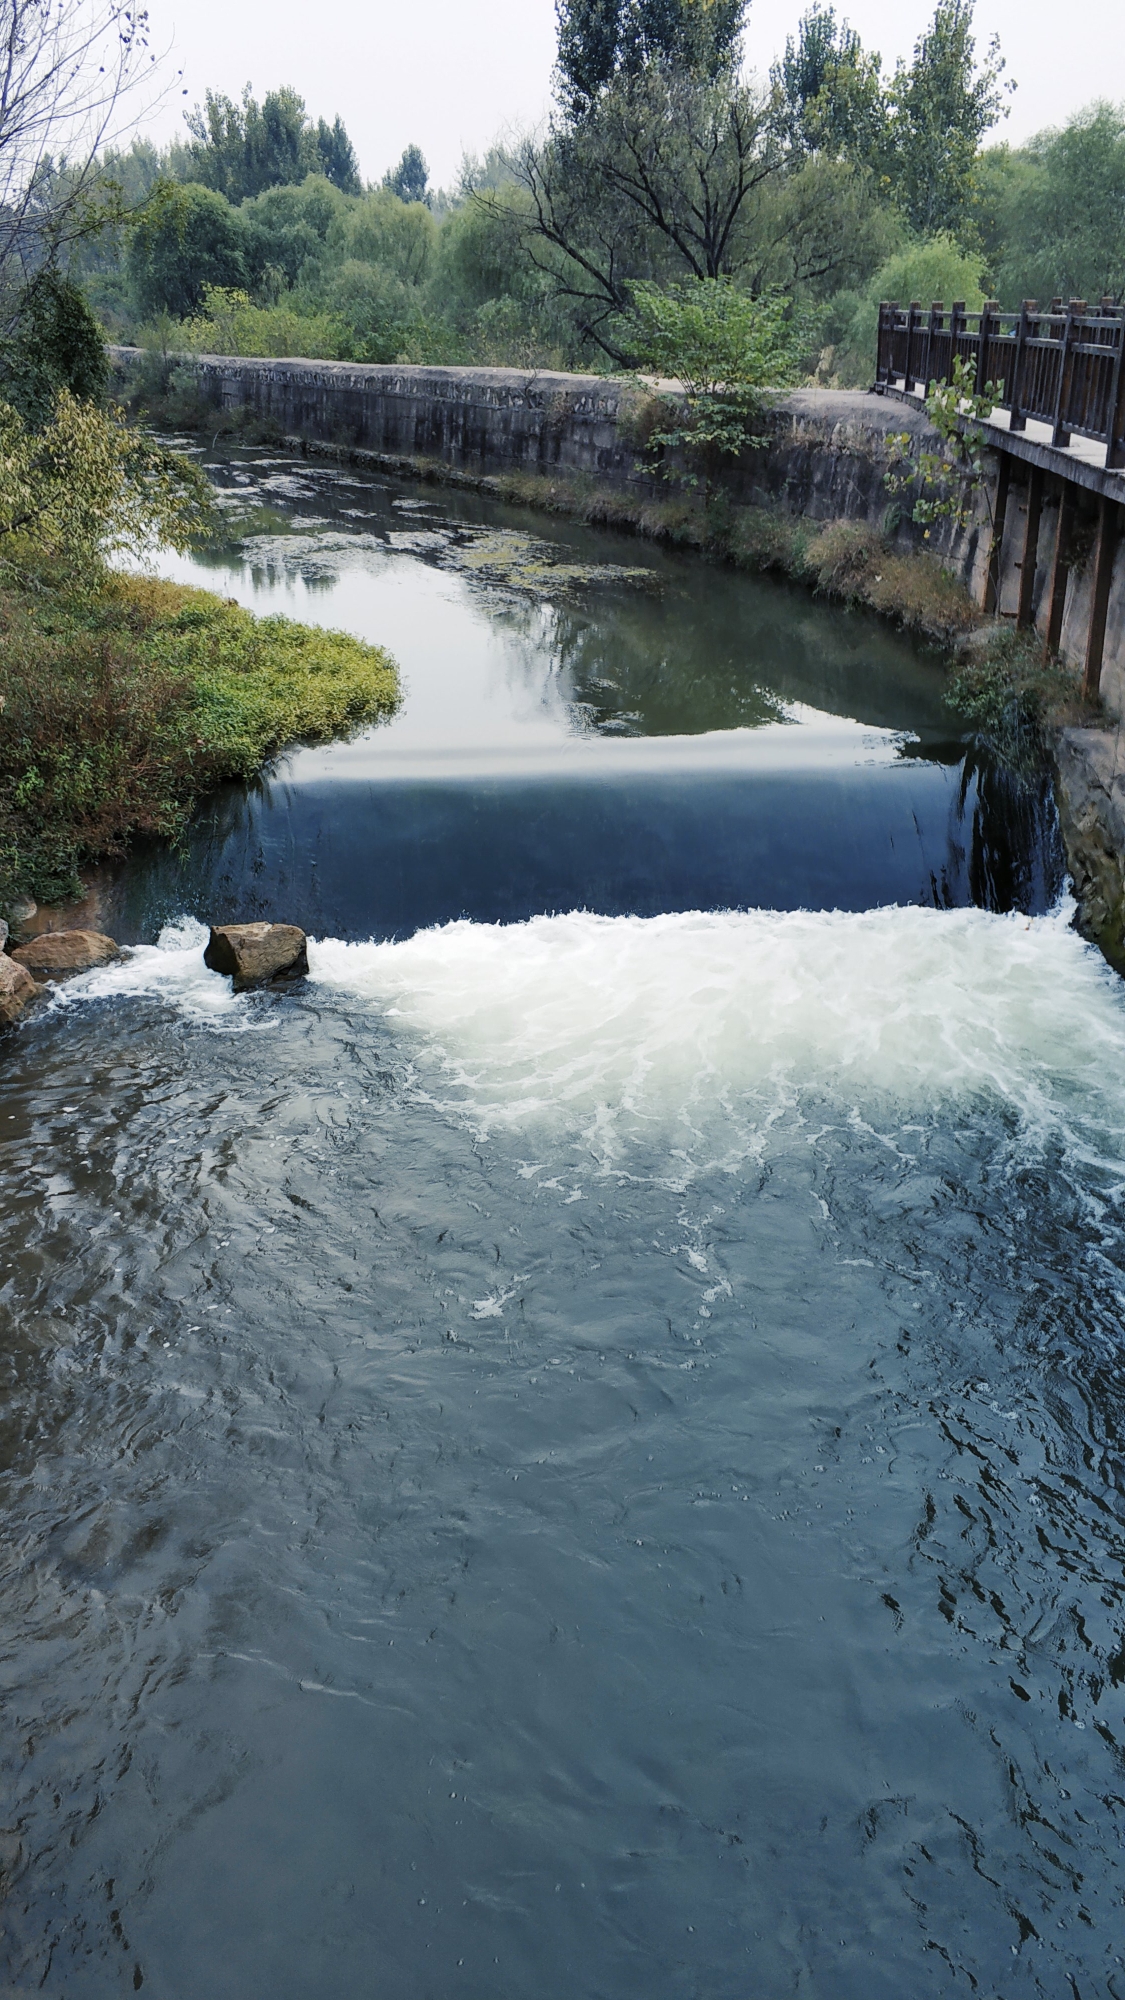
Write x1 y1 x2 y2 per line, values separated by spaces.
58 898 1125 1173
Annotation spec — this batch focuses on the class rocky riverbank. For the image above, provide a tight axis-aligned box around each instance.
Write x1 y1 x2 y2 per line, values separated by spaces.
0 920 310 1027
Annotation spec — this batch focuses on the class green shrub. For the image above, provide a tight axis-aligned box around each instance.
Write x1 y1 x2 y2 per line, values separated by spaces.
0 571 399 914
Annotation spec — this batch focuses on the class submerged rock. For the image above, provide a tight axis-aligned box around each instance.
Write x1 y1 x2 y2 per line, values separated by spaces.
11 930 120 980
0 954 38 1027
204 922 309 990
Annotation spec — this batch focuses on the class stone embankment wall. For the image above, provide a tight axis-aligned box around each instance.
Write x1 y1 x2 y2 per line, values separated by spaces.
110 350 1122 689
111 345 982 565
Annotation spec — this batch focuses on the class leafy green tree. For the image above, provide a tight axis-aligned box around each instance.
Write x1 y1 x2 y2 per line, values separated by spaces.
827 232 985 384
988 105 1125 306
0 271 108 428
383 144 430 205
617 275 804 393
743 155 901 299
555 0 746 118
769 4 887 165
127 182 250 319
0 389 212 586
329 262 416 361
314 117 362 197
184 87 362 202
334 189 436 285
513 68 779 355
885 0 1011 238
241 175 350 292
614 276 806 476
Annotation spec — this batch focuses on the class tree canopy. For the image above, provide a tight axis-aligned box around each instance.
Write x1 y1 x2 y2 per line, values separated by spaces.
555 0 747 118
184 87 362 203
383 145 430 205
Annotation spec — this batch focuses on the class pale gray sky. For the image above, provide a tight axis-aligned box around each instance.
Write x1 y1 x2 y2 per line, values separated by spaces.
136 0 1125 190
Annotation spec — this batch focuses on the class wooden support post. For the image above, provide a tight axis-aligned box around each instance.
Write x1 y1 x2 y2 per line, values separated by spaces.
1016 465 1044 629
983 452 1011 614
1083 496 1118 700
1052 300 1086 447
1045 482 1074 655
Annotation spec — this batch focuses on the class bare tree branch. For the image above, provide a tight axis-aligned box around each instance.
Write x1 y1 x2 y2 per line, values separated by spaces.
0 1 169 309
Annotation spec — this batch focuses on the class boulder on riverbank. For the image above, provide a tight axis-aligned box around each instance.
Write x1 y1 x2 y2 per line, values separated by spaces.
0 954 38 1027
11 930 120 980
204 922 309 990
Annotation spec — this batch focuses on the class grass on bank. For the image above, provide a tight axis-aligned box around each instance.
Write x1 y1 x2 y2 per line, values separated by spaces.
0 564 399 916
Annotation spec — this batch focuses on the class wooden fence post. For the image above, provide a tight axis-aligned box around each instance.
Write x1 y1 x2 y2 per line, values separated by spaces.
923 301 940 392
903 301 920 393
1105 304 1125 470
1052 300 1086 447
1016 465 1044 629
1083 496 1119 700
975 300 998 401
949 300 966 383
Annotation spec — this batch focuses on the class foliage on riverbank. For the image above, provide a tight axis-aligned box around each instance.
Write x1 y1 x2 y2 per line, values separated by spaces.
946 628 1087 770
0 567 399 919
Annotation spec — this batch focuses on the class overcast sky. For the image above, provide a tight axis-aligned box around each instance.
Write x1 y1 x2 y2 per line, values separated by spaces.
135 0 1125 191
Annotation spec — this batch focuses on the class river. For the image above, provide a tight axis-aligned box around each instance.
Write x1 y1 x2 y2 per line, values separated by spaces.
3 449 1125 1998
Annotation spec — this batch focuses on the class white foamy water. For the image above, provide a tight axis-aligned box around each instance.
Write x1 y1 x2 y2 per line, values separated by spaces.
308 904 1125 1173
48 917 266 1028
52 905 1125 1177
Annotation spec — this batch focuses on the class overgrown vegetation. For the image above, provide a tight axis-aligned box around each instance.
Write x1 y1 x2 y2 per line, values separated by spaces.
0 567 398 916
946 627 1087 768
884 354 1002 533
613 280 807 481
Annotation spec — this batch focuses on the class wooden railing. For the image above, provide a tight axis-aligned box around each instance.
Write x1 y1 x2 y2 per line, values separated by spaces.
876 298 1125 470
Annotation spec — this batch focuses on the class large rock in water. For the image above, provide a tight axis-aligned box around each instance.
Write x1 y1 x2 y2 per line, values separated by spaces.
204 922 309 990
0 954 38 1027
10 930 120 980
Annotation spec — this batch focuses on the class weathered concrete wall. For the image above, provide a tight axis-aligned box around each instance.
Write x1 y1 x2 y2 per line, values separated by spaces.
110 345 985 581
159 354 640 481
113 347 968 498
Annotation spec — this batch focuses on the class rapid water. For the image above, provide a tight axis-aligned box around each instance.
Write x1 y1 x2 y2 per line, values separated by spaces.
4 455 1124 1999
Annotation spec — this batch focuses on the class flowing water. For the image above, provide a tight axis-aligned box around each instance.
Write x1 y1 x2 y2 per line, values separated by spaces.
4 452 1125 1999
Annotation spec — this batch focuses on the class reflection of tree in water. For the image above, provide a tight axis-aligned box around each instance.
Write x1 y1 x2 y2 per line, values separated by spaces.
964 742 1065 915
477 590 786 735
915 736 1062 916
467 568 960 740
